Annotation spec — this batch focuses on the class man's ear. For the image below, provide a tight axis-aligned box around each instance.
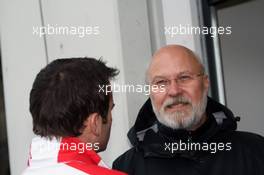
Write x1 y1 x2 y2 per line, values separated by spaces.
84 113 102 137
203 75 210 91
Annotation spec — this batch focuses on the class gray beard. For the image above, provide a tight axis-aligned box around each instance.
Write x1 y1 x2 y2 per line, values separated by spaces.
151 92 207 130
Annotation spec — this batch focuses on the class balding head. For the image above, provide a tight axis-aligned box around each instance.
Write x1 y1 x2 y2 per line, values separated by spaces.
147 45 205 84
147 44 209 131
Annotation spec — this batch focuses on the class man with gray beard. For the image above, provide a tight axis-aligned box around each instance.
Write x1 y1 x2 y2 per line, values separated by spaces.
113 45 264 175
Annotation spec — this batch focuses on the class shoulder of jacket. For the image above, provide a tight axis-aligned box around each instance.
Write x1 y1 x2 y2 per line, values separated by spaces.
66 161 126 175
230 131 264 142
224 131 264 153
114 147 138 163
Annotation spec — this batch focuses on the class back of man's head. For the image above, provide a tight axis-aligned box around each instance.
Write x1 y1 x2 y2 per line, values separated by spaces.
30 58 119 138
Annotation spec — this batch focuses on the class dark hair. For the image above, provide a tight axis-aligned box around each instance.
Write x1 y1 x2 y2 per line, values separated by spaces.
30 57 119 137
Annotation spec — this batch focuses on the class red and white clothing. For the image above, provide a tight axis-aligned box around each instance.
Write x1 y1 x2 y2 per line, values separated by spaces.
22 137 126 175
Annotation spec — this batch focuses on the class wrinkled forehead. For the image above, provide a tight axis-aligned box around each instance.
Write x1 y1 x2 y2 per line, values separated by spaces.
148 50 202 80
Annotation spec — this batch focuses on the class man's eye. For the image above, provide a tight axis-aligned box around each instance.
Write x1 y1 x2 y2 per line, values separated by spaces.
179 75 192 81
156 80 168 85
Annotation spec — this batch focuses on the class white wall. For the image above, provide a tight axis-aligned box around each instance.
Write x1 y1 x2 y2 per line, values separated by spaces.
117 0 152 126
161 0 203 56
0 1 47 175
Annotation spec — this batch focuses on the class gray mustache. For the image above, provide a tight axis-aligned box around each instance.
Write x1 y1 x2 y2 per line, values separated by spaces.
164 96 191 108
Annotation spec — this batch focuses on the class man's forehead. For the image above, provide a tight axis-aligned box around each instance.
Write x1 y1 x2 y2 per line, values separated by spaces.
152 46 199 64
146 45 203 81
149 54 201 76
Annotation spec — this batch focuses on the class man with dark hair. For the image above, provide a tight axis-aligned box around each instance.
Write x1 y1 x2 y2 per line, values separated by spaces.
113 45 264 175
22 58 126 175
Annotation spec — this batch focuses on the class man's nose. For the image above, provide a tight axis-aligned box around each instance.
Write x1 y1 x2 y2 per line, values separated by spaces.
167 80 183 96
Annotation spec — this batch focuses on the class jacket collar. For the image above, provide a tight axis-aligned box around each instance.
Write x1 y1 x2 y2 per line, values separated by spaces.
128 97 238 146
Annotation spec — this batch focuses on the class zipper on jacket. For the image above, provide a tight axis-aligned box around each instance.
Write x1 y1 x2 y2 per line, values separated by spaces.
187 131 192 143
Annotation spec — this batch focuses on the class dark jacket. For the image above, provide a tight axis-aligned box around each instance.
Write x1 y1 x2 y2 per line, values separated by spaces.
113 97 264 175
